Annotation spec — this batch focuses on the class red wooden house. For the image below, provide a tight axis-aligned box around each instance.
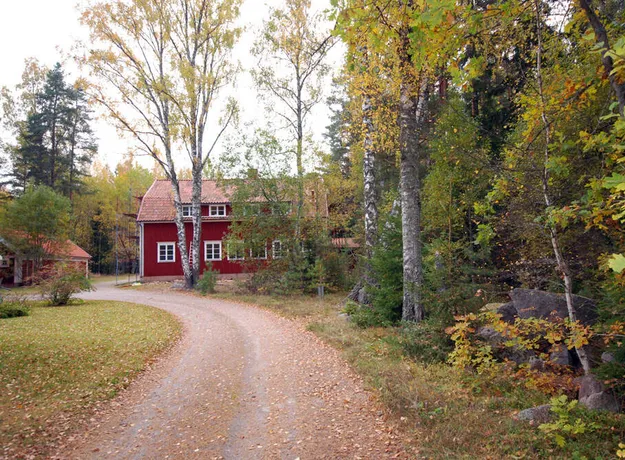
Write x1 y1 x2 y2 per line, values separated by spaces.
137 179 331 281
137 180 255 280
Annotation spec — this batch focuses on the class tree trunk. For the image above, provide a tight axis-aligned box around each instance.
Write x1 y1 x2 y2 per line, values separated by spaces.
191 160 203 287
579 0 625 116
399 76 428 322
296 83 305 241
349 76 378 304
535 0 592 373
170 177 193 288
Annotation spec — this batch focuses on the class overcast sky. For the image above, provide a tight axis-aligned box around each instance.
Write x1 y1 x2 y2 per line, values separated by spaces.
0 0 343 172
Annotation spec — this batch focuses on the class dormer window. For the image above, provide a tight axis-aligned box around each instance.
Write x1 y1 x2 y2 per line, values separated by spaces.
209 205 226 217
182 205 192 217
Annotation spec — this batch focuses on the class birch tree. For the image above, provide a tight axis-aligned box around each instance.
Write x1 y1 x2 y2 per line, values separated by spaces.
252 0 334 238
82 0 240 288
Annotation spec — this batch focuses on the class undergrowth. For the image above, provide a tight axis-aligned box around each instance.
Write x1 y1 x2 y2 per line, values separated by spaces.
222 290 625 458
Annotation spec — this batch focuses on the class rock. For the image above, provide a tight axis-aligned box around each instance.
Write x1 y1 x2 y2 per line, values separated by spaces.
338 313 351 322
576 374 605 401
549 344 572 367
579 392 621 413
602 352 616 363
172 280 186 289
509 289 597 325
496 302 517 324
516 404 553 423
502 346 536 365
477 326 503 343
529 357 545 371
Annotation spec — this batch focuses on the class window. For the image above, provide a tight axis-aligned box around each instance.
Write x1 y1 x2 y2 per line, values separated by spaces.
204 241 222 261
227 240 245 260
243 203 261 216
209 205 226 217
0 256 9 268
272 240 284 259
271 202 291 216
158 242 175 262
250 242 267 259
182 205 192 217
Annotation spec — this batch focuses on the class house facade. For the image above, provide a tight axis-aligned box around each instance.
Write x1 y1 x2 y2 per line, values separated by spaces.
138 180 255 280
138 178 332 281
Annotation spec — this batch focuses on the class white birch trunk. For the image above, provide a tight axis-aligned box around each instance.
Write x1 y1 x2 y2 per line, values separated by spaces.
534 0 591 373
399 75 428 322
191 162 203 286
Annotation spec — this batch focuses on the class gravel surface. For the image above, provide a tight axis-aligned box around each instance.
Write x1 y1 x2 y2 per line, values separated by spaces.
55 283 407 459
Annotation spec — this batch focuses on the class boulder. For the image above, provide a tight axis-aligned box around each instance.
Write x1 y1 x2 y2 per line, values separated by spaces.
509 289 597 325
549 344 572 367
575 374 621 412
496 302 517 324
601 352 616 363
576 374 605 400
579 392 621 413
477 326 503 343
516 404 553 423
529 357 546 372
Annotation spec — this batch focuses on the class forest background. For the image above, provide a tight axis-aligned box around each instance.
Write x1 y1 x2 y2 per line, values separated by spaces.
1 0 625 455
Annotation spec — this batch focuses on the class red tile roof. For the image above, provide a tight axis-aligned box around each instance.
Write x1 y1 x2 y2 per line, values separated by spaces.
137 180 236 222
44 240 92 259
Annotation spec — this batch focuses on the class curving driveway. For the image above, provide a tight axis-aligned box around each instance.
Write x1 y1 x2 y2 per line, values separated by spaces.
58 282 406 459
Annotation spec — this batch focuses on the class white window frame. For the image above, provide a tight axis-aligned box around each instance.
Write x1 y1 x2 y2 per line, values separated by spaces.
251 242 267 260
204 240 222 261
181 205 192 217
157 242 176 263
272 240 284 259
227 240 245 261
209 205 226 217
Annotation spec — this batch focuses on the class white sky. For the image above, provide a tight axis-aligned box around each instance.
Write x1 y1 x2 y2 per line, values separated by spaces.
0 0 343 173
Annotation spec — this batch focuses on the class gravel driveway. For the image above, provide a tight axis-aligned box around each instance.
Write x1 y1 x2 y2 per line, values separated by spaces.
57 283 406 459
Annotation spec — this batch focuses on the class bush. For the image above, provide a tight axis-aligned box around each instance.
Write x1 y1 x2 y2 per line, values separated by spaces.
196 264 218 295
344 300 396 328
399 319 454 363
0 295 31 318
37 264 93 306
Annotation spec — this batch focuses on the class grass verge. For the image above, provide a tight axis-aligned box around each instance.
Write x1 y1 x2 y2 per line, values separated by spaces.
0 300 182 458
211 290 625 459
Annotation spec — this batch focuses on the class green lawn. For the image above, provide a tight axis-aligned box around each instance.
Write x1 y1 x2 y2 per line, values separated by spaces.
0 301 181 458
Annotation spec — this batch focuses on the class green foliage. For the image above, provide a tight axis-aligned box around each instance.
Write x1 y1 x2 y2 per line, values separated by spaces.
320 251 353 290
399 319 453 363
0 296 31 319
366 206 403 325
343 299 396 328
7 63 97 196
196 264 218 295
539 395 597 448
0 185 71 268
37 263 93 306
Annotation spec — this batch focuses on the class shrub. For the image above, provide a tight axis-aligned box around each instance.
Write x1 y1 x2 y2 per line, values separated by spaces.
344 300 396 328
196 264 218 295
37 263 93 306
0 295 31 318
400 319 454 363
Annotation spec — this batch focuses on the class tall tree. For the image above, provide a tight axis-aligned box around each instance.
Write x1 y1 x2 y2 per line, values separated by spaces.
0 185 71 273
253 0 335 238
82 0 240 288
3 63 97 196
